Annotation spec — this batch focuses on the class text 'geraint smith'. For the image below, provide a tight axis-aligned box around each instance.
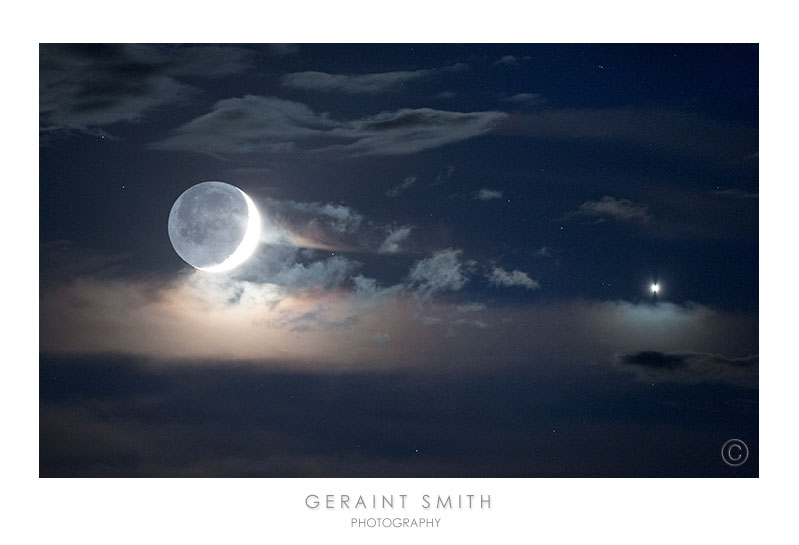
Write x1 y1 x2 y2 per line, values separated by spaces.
305 494 491 509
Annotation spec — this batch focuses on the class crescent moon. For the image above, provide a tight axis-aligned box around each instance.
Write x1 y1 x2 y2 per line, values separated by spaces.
199 189 261 273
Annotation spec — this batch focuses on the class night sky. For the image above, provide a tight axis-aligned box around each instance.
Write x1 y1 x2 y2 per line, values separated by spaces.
39 44 758 477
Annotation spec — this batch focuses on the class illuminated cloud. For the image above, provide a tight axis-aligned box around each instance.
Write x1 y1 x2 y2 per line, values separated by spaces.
407 249 470 297
474 188 504 201
40 250 757 378
378 226 413 254
487 267 540 290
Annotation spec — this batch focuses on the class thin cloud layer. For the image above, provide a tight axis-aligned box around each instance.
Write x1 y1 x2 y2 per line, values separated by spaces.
281 69 434 94
502 92 547 106
151 95 507 156
40 260 758 377
280 64 468 94
619 351 758 388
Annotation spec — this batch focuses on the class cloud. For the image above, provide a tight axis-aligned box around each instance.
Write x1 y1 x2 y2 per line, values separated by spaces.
281 201 363 234
125 44 255 77
570 196 651 222
456 303 486 313
372 332 391 344
713 188 758 199
474 188 504 201
267 43 299 56
352 275 404 302
494 55 518 66
280 64 468 94
502 93 547 106
281 69 433 94
270 255 359 291
378 226 413 254
150 95 336 154
39 353 758 477
419 315 443 326
407 249 470 297
151 95 507 156
619 351 758 388
386 176 417 197
534 246 552 258
40 254 758 377
327 108 507 156
40 44 254 137
431 165 456 186
452 318 489 329
221 197 366 253
487 267 540 290
39 243 757 373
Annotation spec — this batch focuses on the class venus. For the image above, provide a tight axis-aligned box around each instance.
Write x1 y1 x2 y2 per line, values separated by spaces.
167 181 261 272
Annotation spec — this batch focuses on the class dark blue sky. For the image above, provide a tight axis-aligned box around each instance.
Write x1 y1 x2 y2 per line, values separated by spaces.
39 44 758 477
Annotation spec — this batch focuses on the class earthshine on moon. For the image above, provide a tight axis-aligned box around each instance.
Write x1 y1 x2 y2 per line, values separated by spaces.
168 181 261 272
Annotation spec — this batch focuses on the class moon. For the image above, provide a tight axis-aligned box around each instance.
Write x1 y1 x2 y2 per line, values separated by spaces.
168 181 261 272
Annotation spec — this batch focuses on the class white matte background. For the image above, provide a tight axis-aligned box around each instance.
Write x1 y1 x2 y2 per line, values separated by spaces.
3 1 795 543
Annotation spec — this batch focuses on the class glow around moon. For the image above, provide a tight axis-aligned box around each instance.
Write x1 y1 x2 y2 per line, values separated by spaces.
168 181 261 272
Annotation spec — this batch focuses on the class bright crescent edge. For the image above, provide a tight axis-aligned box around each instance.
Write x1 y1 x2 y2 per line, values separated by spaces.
198 189 261 273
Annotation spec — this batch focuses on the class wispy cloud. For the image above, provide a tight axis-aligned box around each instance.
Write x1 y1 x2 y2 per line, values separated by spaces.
456 303 486 313
502 93 547 106
569 196 651 223
267 44 299 56
386 176 417 197
280 64 469 94
431 165 456 186
474 188 504 201
40 44 255 138
619 351 758 388
281 201 363 234
494 55 518 66
151 95 507 156
328 108 506 156
712 188 758 199
281 68 433 94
